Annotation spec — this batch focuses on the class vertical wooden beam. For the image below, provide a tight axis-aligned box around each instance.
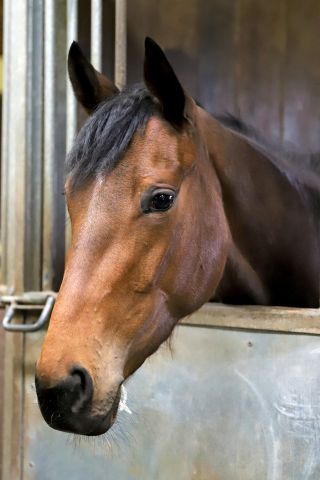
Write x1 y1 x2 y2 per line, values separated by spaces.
66 0 78 153
65 0 78 251
115 0 127 89
91 0 103 70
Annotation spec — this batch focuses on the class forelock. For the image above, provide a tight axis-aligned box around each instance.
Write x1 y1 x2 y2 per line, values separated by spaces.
66 84 160 189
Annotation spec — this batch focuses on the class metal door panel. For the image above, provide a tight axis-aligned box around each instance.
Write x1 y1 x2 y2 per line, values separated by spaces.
22 325 320 480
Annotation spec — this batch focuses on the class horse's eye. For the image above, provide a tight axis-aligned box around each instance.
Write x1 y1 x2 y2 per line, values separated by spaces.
141 188 176 213
151 193 174 211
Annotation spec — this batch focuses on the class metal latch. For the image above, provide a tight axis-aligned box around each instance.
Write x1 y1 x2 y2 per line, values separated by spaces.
1 291 56 332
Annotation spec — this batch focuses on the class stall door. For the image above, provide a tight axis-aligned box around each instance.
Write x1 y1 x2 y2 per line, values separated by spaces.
20 314 320 480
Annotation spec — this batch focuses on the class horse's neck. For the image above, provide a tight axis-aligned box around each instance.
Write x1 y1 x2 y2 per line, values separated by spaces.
199 110 320 307
200 112 285 201
199 111 294 224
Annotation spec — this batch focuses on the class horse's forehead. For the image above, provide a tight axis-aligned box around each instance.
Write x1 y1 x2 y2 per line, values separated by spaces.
144 116 172 137
130 116 194 170
142 117 181 153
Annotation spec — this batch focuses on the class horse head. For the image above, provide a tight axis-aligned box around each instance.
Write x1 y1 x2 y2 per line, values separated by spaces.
35 38 230 435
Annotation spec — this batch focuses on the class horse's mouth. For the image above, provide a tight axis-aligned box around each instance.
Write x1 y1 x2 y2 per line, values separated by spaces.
72 386 122 436
87 386 122 436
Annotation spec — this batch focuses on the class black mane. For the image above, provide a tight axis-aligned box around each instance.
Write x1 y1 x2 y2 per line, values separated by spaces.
67 84 159 188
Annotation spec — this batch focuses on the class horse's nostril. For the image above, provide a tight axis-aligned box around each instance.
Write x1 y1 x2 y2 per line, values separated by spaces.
35 364 94 431
69 366 93 413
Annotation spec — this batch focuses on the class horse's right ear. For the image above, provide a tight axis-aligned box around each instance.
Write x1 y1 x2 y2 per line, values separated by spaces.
68 41 119 114
144 37 187 127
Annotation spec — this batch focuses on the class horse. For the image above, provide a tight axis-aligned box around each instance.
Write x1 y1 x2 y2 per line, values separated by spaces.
35 37 320 436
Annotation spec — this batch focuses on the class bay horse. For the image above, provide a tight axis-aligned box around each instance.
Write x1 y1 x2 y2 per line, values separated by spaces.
35 38 320 436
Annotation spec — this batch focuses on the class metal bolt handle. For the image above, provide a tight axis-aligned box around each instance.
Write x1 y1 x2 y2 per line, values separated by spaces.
2 294 56 332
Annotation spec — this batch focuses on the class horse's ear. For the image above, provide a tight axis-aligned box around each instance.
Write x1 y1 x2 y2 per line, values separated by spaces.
68 41 119 114
144 37 187 126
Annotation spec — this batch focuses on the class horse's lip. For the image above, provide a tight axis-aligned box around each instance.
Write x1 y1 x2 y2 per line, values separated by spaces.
84 385 122 436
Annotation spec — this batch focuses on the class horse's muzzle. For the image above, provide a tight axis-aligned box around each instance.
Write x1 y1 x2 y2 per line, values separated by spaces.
35 365 120 435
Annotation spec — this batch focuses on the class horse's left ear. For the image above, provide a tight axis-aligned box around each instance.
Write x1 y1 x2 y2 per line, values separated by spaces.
144 37 191 127
68 41 119 114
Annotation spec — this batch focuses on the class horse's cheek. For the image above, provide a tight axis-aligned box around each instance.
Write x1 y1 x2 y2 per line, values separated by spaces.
176 208 229 314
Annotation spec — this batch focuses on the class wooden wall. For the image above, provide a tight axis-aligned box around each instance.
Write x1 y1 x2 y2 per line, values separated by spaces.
125 0 320 151
77 0 320 151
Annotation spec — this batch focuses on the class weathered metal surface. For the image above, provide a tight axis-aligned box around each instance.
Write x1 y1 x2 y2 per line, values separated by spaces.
25 0 45 292
1 0 28 292
115 0 127 89
66 0 78 251
22 323 320 480
1 0 67 476
0 0 44 477
43 0 66 292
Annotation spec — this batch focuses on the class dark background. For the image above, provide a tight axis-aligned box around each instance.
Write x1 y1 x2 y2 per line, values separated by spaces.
78 0 320 151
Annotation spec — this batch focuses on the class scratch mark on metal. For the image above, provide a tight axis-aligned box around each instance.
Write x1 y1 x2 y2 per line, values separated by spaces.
274 394 320 478
235 369 280 480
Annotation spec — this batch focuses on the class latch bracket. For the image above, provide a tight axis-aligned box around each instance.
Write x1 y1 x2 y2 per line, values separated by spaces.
1 291 56 332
